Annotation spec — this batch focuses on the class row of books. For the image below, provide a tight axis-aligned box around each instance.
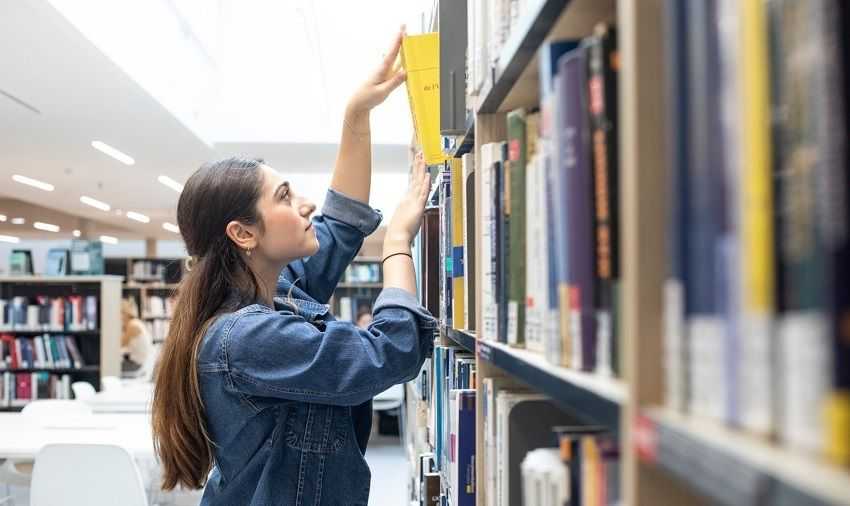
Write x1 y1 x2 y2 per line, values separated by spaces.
343 263 381 283
336 296 374 324
141 295 174 318
0 334 86 370
131 260 171 280
0 295 99 331
412 343 621 506
1 372 74 407
662 0 850 466
466 0 536 98
433 24 622 378
521 429 619 506
145 319 170 344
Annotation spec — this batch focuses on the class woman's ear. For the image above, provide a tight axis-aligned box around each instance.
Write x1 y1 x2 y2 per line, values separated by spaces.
225 220 258 252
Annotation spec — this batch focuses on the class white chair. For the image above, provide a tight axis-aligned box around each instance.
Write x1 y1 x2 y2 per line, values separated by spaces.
71 381 97 401
0 400 95 494
30 444 147 506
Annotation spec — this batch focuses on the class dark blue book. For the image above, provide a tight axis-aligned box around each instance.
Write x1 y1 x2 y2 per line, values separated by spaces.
498 142 510 343
456 390 476 506
559 46 597 371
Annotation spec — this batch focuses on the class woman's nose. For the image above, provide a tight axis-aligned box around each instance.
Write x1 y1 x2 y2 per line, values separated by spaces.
299 200 316 217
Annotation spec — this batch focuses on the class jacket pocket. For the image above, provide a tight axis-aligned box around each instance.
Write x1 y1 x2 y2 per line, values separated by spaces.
284 403 348 454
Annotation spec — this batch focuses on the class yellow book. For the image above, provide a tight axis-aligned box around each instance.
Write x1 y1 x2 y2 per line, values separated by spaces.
738 0 775 435
450 158 466 328
401 33 449 165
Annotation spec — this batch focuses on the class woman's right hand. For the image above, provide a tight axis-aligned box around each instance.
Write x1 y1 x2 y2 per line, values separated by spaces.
384 152 431 248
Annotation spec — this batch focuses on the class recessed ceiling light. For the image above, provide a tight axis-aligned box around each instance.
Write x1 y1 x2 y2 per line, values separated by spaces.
162 222 180 234
91 140 135 165
99 235 118 245
80 196 111 212
126 211 150 223
0 214 6 222
11 218 25 225
72 230 81 237
12 174 54 192
0 235 20 244
158 175 184 193
33 221 60 233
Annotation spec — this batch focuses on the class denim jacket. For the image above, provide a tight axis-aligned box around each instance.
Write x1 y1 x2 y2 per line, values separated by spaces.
197 189 436 506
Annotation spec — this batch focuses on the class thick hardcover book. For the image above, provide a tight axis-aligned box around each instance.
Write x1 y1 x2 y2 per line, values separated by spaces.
496 142 509 344
462 153 477 331
739 0 776 436
586 24 620 376
663 0 691 413
685 0 726 422
451 158 466 329
456 390 476 506
559 47 597 371
423 207 441 319
480 143 498 341
825 0 850 466
506 109 528 347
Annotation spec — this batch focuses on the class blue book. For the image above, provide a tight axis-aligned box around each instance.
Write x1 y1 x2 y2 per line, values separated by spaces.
434 346 445 470
559 46 597 371
456 390 476 506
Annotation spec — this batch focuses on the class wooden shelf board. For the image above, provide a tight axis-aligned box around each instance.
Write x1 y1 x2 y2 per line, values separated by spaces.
643 407 850 506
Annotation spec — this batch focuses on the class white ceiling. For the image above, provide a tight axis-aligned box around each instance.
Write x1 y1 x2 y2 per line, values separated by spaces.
0 0 425 240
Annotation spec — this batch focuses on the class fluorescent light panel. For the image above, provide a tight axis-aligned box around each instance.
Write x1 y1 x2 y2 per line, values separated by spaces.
0 235 20 244
158 175 184 193
0 214 6 222
33 221 60 233
72 230 81 237
11 218 25 225
80 196 111 212
162 222 180 234
91 140 135 165
99 235 118 244
126 211 150 223
12 174 54 192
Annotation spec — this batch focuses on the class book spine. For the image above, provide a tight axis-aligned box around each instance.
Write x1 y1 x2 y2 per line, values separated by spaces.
481 144 496 341
457 391 476 506
550 73 571 367
685 0 727 422
825 0 850 467
462 154 477 331
497 142 509 343
587 25 620 376
561 48 597 372
507 109 528 347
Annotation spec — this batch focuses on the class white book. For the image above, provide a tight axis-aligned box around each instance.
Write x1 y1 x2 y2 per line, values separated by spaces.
480 143 496 341
524 154 544 353
687 317 725 421
339 297 353 322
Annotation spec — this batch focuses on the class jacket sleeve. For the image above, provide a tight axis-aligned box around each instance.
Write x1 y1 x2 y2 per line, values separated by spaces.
278 189 383 303
227 288 435 406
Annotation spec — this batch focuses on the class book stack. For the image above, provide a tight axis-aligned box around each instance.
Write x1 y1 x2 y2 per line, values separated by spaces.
0 295 99 331
662 0 850 466
0 334 85 370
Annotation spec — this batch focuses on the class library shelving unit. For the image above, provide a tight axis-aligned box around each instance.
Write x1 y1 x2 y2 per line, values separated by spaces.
0 275 123 410
105 257 184 344
404 0 850 505
329 257 383 323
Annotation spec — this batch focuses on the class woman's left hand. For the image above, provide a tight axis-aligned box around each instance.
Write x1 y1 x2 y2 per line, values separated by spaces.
346 26 407 116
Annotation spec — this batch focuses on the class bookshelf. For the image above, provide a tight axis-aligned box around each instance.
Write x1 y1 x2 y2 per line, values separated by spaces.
0 275 123 409
106 257 183 344
405 0 850 505
329 257 383 323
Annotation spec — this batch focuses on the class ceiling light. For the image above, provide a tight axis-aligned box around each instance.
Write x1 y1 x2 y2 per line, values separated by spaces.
33 222 60 233
12 174 54 192
91 140 135 165
80 196 111 212
126 211 150 223
0 214 6 222
11 218 25 225
162 222 180 234
158 175 184 193
99 235 118 245
0 235 20 244
72 230 81 237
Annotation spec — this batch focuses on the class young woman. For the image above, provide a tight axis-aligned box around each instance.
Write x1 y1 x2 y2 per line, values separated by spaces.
152 28 435 505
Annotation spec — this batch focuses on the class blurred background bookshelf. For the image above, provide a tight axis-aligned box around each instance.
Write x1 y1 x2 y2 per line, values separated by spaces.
0 276 122 410
403 0 850 505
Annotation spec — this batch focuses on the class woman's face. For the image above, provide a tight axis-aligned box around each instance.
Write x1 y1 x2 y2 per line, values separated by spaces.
254 164 320 263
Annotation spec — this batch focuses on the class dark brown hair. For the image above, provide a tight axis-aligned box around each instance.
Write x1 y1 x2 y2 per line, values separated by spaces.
152 156 266 490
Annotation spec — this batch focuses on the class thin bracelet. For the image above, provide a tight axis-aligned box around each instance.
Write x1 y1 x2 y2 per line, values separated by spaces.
382 251 413 264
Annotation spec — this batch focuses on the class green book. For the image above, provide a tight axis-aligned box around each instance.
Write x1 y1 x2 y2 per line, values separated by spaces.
506 109 528 347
